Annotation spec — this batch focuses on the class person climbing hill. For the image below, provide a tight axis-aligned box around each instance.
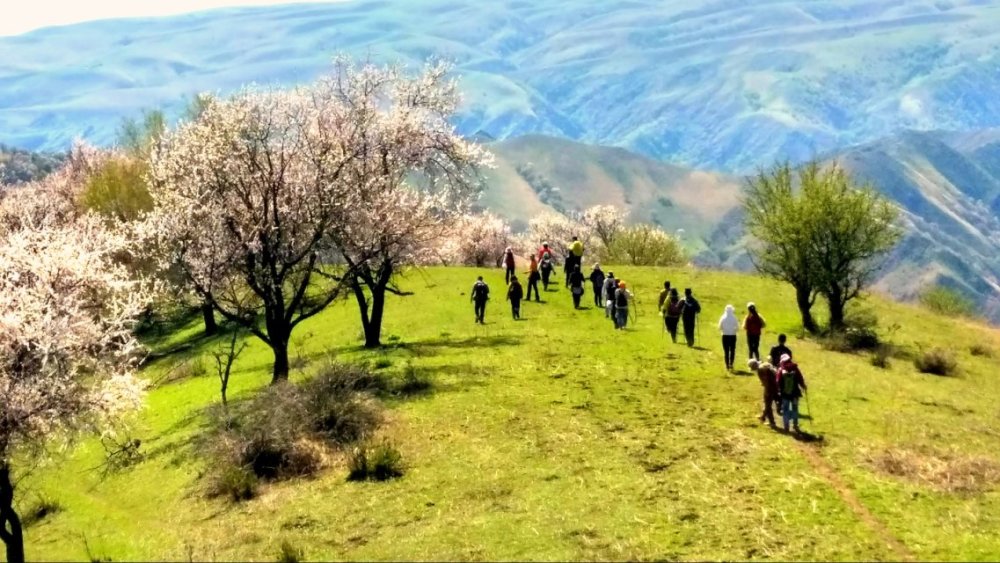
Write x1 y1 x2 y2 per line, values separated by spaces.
776 354 808 433
658 281 672 332
614 281 632 330
569 264 586 309
743 302 766 361
603 271 618 319
718 304 739 371
681 288 701 347
589 264 606 308
664 288 683 343
470 276 490 324
769 334 792 367
506 275 524 320
500 246 516 284
526 255 541 302
539 250 555 291
748 358 779 427
565 236 584 286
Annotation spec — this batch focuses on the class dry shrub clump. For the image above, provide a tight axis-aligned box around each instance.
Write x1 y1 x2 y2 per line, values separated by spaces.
201 362 384 501
866 447 1000 493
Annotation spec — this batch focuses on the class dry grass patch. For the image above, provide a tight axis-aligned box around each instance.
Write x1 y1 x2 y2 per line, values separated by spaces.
865 447 1000 493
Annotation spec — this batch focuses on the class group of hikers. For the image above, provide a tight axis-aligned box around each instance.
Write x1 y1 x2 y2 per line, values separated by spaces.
470 238 810 433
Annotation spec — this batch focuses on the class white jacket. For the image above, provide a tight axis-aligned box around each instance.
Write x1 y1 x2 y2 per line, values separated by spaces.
718 305 739 335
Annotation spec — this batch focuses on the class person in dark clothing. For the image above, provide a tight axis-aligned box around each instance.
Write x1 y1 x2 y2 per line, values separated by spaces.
776 355 807 433
681 288 701 347
565 236 584 286
568 264 586 309
743 302 766 361
664 288 683 343
658 281 672 331
589 264 606 307
614 281 631 329
471 276 490 324
769 334 792 367
603 271 618 319
507 275 524 320
501 247 516 284
748 359 779 427
539 251 555 290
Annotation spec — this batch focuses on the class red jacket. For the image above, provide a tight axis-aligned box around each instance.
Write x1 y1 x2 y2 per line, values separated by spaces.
776 362 807 398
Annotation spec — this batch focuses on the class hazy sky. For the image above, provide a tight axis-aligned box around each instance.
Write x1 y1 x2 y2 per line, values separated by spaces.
0 0 346 36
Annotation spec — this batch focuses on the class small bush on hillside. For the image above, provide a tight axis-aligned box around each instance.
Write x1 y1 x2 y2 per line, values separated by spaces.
397 365 432 396
822 306 880 352
170 356 209 383
970 343 994 358
200 362 383 498
870 345 892 369
276 540 304 563
915 348 958 376
921 286 977 319
601 225 685 267
348 440 405 482
20 495 63 528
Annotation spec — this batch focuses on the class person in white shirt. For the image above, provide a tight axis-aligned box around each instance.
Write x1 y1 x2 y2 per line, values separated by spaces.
718 304 740 372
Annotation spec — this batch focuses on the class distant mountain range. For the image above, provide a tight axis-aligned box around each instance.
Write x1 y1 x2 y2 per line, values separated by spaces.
3 0 1000 171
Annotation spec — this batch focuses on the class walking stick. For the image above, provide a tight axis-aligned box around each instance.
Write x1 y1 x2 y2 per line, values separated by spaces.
805 390 813 428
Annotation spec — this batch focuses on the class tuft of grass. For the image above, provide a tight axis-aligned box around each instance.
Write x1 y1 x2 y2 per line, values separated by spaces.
914 348 958 376
870 344 892 369
396 365 432 396
866 447 1000 493
207 465 258 502
276 540 304 563
921 286 977 319
20 495 63 528
348 440 405 482
969 342 994 358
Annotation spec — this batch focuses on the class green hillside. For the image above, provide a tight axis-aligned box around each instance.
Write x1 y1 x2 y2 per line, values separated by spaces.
18 266 1000 561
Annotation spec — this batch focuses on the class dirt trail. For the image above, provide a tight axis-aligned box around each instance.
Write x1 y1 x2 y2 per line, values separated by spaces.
796 443 915 562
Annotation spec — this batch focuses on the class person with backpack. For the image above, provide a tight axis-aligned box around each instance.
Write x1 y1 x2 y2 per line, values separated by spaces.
589 264 606 308
536 242 554 261
565 236 584 286
743 302 766 361
718 304 739 371
539 251 555 291
614 281 631 329
603 271 618 319
664 288 683 343
681 288 702 347
500 247 516 284
470 276 490 324
568 264 586 309
776 354 808 433
658 281 672 312
769 334 793 367
526 255 541 302
506 275 524 320
748 358 779 427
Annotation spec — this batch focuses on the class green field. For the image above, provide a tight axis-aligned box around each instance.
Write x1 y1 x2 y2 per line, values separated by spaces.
17 266 1000 561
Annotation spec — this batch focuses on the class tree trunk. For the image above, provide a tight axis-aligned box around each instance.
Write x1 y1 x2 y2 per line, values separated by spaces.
201 301 217 336
364 285 386 349
828 289 846 331
270 338 289 384
0 463 25 563
796 284 818 334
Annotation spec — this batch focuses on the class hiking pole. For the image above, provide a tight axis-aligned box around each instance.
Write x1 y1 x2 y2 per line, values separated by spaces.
805 390 813 429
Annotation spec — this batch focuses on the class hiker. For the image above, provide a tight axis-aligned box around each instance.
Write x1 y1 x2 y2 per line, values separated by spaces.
589 264 606 307
664 288 683 343
501 247 516 284
743 302 766 361
568 264 586 309
657 281 672 314
603 271 618 319
748 359 779 427
471 276 490 324
681 288 702 347
776 354 808 433
536 242 554 261
614 281 631 329
769 334 792 367
718 304 739 371
506 275 524 320
539 250 555 290
565 236 584 286
526 255 541 302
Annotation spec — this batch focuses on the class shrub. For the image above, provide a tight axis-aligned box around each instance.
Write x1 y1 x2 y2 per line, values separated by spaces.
822 306 880 352
397 365 432 395
870 345 892 369
915 348 958 376
921 286 976 318
207 465 258 502
601 224 685 267
20 495 63 528
200 362 383 496
276 540 304 563
970 343 994 358
348 440 405 482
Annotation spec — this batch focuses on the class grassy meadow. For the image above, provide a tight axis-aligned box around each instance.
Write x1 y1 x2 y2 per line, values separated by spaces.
17 266 1000 561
